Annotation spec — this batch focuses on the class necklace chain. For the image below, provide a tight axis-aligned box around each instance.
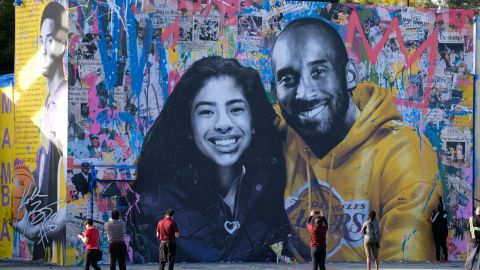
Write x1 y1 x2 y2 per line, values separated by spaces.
223 166 245 234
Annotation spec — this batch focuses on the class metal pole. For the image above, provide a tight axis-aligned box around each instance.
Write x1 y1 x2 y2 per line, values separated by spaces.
90 165 96 220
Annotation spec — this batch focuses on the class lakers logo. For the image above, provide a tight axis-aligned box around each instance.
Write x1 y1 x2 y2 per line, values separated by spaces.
285 179 369 258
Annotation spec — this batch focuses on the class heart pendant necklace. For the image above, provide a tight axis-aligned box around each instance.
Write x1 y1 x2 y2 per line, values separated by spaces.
224 220 241 234
222 166 245 235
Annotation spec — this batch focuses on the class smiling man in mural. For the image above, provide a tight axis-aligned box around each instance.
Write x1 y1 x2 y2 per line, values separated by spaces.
271 18 441 261
13 1 68 264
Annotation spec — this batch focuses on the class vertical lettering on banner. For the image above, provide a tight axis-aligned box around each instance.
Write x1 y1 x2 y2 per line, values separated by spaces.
0 84 13 258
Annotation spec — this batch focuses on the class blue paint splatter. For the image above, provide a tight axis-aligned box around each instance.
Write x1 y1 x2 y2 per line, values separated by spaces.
96 0 122 99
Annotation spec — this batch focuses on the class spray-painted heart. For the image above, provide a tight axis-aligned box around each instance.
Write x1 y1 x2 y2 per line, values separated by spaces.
224 220 240 234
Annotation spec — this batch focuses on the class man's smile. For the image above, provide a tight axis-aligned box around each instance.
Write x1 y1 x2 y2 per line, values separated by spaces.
296 100 329 120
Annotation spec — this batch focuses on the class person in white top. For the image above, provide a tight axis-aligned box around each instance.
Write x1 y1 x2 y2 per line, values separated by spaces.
362 210 380 270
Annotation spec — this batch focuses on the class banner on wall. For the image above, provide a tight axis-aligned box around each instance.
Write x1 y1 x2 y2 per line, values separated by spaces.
62 0 475 264
0 74 14 259
13 0 68 264
474 15 480 214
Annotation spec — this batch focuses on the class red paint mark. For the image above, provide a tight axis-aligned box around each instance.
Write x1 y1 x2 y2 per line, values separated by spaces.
70 35 80 56
448 9 474 30
168 70 181 95
210 0 240 26
178 0 201 13
178 0 241 26
212 0 240 18
131 2 138 16
162 16 180 48
346 10 438 113
67 156 74 169
83 73 102 134
92 10 99 34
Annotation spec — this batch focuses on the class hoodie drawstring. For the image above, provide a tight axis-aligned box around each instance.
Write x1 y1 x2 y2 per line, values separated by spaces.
327 153 336 239
304 146 312 211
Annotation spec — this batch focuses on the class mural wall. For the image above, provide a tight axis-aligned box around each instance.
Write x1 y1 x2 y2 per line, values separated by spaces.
9 0 475 265
13 0 68 264
65 0 475 264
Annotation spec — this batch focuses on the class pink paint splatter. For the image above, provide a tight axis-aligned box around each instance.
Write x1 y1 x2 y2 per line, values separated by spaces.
91 10 99 34
168 69 181 95
83 72 104 135
162 17 180 48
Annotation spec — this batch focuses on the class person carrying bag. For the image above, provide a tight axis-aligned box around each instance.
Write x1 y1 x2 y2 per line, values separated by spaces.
362 210 380 270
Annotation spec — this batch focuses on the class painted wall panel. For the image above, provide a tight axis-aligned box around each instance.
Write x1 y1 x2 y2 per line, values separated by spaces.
0 74 15 259
13 1 68 264
61 0 474 264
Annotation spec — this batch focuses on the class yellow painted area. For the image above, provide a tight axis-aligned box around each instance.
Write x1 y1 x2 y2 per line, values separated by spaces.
458 76 474 108
14 0 48 173
453 114 473 129
167 47 179 63
0 85 15 259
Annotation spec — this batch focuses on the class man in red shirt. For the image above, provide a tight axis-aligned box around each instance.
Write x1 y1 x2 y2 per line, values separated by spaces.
156 209 179 270
307 209 328 270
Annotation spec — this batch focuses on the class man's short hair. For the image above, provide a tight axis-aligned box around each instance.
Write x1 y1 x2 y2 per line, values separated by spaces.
41 2 67 43
165 209 175 217
85 219 93 226
111 210 120 220
272 17 348 66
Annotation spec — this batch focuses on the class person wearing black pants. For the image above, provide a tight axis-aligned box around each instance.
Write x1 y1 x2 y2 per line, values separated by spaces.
307 209 328 270
431 197 448 262
159 240 176 270
84 248 101 270
105 210 127 270
157 209 180 270
108 242 127 270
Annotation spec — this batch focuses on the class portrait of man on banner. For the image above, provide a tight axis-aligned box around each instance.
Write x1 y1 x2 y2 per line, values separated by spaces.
13 1 68 264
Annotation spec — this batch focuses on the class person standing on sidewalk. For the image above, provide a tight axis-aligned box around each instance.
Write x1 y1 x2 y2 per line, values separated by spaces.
78 219 101 270
362 210 380 270
157 209 179 270
307 209 328 270
466 207 480 270
431 197 448 262
105 210 127 270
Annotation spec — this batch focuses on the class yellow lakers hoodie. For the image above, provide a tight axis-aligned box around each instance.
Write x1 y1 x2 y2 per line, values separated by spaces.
279 82 441 261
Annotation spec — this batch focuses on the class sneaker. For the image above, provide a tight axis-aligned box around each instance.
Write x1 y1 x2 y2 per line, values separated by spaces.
440 260 448 263
432 260 439 263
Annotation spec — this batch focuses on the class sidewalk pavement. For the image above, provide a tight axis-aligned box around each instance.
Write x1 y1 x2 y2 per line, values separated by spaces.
0 260 465 270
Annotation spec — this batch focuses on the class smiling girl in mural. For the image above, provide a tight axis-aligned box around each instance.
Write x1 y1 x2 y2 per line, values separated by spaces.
134 56 289 262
